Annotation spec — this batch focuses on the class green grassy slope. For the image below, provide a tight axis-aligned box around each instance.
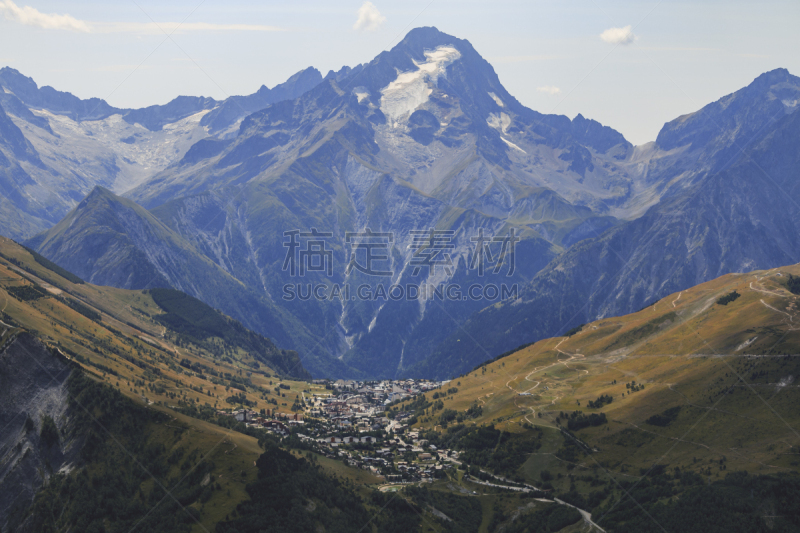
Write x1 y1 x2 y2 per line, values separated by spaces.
395 264 800 530
0 236 343 532
0 235 315 421
24 186 343 377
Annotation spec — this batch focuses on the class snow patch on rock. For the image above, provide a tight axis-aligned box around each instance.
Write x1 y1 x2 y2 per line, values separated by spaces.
22 108 210 193
488 92 504 107
501 137 526 154
353 87 371 104
380 45 461 125
487 112 511 134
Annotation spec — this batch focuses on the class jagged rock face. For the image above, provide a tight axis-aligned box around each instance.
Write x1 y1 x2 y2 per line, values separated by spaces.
616 68 800 219
130 27 634 218
108 27 636 377
0 66 323 241
15 27 800 378
426 86 800 377
0 334 78 528
200 66 323 136
0 102 62 238
24 187 336 374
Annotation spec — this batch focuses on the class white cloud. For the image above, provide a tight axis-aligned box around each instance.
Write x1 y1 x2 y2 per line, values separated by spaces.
0 0 90 32
353 1 385 32
537 86 561 96
600 25 636 45
0 1 284 34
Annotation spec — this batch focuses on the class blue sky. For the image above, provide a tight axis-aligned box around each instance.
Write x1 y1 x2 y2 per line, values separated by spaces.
0 0 797 144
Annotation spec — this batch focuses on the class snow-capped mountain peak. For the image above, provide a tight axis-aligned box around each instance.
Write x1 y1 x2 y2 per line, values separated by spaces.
379 45 461 124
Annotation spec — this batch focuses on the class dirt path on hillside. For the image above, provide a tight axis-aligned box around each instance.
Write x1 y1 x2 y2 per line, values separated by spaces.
759 299 794 322
672 291 682 307
554 497 606 532
503 338 592 423
0 292 11 331
477 392 494 406
554 339 589 376
749 277 789 299
507 338 588 395
746 276 800 333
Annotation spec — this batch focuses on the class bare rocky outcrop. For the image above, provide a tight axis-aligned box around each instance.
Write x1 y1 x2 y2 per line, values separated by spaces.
0 333 81 530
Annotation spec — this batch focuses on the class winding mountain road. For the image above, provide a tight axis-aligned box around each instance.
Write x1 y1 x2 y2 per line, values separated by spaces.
759 299 793 322
746 276 799 329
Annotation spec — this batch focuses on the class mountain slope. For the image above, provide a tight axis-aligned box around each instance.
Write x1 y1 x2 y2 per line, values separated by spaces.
423 68 800 377
0 333 78 524
22 187 333 375
0 103 51 237
0 236 322 530
0 335 314 533
396 262 800 531
0 235 308 380
107 27 635 377
614 68 800 219
18 30 800 380
0 66 323 240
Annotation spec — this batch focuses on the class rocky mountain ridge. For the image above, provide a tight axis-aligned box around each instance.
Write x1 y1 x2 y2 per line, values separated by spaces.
10 27 800 378
0 65 324 240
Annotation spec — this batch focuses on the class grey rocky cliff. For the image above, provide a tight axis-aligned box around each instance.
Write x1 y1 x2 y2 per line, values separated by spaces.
0 333 81 529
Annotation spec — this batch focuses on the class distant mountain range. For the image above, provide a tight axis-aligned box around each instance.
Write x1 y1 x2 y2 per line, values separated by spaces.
3 27 800 378
424 67 800 376
0 64 323 238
